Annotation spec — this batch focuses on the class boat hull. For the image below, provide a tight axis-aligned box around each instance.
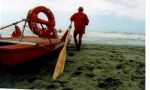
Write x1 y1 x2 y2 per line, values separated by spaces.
0 36 64 66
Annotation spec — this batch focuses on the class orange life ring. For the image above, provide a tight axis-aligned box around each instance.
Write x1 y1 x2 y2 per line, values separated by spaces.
27 6 55 37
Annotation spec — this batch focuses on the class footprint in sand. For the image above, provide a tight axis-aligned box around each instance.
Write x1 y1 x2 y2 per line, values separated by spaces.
71 66 95 78
68 52 74 56
27 77 39 83
77 66 94 71
85 73 95 78
55 80 69 87
49 80 70 89
47 83 61 89
71 70 82 77
98 77 122 89
62 87 73 90
116 64 123 69
66 59 74 63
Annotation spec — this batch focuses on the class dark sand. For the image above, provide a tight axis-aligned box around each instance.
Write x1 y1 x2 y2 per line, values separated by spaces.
0 44 145 90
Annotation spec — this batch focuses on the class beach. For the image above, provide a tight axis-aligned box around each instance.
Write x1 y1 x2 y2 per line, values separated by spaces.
0 43 145 90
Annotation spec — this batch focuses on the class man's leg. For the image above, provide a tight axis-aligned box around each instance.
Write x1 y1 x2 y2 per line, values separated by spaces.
78 33 83 50
73 31 78 50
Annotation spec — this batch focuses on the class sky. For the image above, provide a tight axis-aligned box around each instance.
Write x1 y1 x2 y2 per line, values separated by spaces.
0 0 145 34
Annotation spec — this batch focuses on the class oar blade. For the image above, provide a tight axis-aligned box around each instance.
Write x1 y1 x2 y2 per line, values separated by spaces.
52 47 66 80
52 30 70 80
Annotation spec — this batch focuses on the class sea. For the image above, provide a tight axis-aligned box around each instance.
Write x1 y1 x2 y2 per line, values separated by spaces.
83 30 145 46
0 28 145 46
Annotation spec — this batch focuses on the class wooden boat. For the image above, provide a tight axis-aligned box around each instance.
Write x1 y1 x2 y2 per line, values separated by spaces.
0 6 71 66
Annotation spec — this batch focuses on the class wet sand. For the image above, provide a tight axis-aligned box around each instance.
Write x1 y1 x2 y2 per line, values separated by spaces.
0 44 145 90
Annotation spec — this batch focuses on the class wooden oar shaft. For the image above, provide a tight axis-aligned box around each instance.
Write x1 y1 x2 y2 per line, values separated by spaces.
0 19 25 30
0 40 37 45
60 30 70 73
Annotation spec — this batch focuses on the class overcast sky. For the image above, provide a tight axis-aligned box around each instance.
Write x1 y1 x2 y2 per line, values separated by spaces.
0 0 145 34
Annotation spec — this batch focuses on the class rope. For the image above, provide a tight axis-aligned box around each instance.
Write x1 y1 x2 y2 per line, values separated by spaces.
37 44 56 51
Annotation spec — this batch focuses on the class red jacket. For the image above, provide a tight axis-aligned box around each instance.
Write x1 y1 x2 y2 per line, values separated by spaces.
70 12 89 34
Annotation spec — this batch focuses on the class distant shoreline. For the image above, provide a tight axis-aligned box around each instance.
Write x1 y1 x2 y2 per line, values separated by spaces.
70 41 145 47
84 42 145 47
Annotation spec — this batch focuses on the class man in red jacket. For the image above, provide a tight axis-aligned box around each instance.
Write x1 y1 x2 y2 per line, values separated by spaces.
70 7 89 51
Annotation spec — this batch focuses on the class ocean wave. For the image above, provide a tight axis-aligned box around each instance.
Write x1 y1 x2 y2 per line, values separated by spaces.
83 31 145 45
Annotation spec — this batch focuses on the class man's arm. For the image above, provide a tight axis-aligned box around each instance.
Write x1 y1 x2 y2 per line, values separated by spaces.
70 13 76 22
85 14 89 25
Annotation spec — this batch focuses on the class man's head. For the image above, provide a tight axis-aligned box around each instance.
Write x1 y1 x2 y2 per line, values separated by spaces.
78 7 83 12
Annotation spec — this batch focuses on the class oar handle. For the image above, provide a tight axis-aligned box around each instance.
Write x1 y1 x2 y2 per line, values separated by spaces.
69 22 72 30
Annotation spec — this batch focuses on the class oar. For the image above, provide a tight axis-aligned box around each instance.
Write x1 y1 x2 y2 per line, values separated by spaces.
0 40 37 45
0 19 25 30
52 24 72 80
